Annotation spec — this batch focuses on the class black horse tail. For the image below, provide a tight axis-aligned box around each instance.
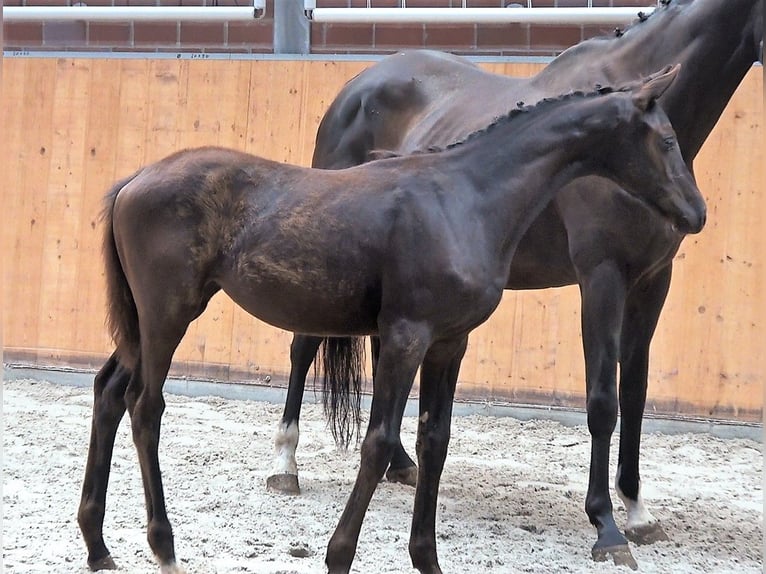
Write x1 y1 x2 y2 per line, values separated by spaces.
101 172 142 370
319 336 366 449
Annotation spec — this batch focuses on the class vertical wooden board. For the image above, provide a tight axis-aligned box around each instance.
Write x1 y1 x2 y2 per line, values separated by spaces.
2 60 57 357
113 59 151 178
171 61 241 370
244 61 309 165
649 68 763 417
144 59 186 163
37 59 93 355
73 59 124 362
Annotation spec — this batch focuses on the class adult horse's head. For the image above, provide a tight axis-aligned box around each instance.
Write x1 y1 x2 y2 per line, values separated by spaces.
599 64 706 234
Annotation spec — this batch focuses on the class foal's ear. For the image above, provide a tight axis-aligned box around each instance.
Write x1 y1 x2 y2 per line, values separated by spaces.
632 63 681 111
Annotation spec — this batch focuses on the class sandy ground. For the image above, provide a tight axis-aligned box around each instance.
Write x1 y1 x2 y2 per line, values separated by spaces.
2 378 763 574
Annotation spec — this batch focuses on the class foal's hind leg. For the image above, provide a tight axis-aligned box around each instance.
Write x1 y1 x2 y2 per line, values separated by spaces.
124 316 194 573
617 266 671 545
408 336 467 574
373 336 419 487
267 333 323 495
78 353 131 571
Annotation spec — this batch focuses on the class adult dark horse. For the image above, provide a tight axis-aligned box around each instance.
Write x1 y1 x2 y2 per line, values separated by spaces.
269 0 762 565
77 69 705 573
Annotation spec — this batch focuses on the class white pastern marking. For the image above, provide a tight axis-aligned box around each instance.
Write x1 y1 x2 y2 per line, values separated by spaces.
271 421 299 476
616 465 658 530
159 561 187 574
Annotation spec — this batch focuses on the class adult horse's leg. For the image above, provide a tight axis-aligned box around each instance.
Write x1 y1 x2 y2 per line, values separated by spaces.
326 322 430 574
616 265 672 544
78 352 131 571
578 263 637 569
267 333 322 495
124 317 191 573
408 336 468 574
375 335 418 487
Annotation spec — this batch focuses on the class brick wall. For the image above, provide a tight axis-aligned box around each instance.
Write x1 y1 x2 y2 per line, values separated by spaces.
4 0 653 56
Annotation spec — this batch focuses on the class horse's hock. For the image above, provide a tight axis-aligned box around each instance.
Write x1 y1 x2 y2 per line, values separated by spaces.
1 56 763 423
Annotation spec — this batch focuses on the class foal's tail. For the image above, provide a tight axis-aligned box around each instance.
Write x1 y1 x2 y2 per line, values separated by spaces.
101 173 142 370
320 337 365 449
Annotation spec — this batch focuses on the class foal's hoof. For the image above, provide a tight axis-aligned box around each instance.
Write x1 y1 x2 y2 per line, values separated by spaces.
626 522 669 545
88 554 117 571
266 473 301 495
385 465 418 487
592 544 638 570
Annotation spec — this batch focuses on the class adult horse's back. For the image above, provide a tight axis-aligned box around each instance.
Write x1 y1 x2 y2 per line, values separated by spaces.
272 0 763 567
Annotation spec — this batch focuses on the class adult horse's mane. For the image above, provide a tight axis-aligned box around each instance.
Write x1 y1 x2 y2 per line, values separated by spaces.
552 0 688 64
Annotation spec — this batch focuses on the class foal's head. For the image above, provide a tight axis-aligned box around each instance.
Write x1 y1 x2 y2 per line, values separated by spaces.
595 64 706 234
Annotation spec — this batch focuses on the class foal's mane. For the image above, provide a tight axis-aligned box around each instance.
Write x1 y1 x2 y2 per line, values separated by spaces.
431 85 623 154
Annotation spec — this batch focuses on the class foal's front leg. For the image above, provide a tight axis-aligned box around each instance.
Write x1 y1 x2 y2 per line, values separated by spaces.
579 263 637 569
408 336 468 574
326 321 430 574
617 266 672 545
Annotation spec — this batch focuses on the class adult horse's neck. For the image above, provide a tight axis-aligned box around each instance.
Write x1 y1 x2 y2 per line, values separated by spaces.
538 0 761 162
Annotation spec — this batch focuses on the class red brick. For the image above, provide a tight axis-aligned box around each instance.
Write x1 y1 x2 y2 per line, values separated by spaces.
88 22 132 44
4 23 44 46
374 23 424 47
322 23 374 47
424 24 475 49
226 21 273 46
476 23 527 48
133 22 178 44
179 22 225 45
529 24 581 51
581 24 616 41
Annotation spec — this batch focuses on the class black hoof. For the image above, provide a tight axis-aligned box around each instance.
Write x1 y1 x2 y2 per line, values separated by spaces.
592 544 638 570
266 473 301 495
385 465 418 487
626 522 669 545
88 554 118 571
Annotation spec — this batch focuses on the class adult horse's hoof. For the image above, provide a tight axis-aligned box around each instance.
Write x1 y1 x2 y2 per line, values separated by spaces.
626 522 669 545
88 554 117 571
592 544 638 570
266 473 301 495
386 465 418 487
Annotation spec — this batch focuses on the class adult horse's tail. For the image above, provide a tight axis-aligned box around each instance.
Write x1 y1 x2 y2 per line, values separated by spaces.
319 337 365 448
101 173 142 370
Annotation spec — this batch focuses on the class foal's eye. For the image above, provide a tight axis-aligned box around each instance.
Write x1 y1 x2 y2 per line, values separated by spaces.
662 136 676 151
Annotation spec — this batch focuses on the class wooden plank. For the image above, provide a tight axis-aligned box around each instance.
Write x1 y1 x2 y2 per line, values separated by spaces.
72 60 124 365
2 60 56 360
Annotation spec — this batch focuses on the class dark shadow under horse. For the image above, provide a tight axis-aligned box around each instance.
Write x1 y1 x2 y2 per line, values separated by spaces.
270 0 762 566
77 69 704 573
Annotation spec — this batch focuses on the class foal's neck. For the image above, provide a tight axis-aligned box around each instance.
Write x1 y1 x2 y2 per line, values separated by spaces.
446 94 619 261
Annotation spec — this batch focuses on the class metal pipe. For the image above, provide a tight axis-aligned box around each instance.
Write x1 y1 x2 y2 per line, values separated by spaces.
306 7 654 25
3 4 266 23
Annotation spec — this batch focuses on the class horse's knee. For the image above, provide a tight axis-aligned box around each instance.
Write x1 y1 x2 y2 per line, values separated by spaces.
586 389 618 435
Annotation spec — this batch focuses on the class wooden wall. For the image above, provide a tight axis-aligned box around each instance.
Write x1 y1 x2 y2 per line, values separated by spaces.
2 57 762 421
